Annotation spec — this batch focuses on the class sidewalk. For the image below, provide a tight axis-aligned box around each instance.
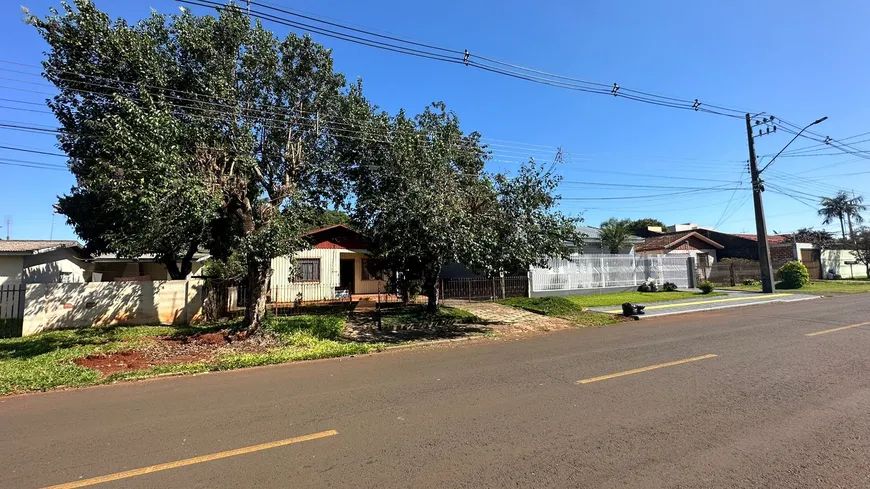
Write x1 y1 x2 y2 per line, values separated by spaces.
589 290 819 318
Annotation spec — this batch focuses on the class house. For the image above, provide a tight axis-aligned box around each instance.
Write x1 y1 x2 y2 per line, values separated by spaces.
573 225 644 254
635 231 724 268
88 253 210 281
269 224 386 303
0 240 90 285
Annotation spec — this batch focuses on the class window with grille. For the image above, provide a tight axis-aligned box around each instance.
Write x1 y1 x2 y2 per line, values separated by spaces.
296 259 320 282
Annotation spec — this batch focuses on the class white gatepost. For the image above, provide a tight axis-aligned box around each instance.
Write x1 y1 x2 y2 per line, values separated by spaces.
600 256 607 288
657 255 664 285
632 255 638 286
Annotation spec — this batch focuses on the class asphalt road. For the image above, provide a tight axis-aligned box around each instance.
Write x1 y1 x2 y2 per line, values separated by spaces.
3 294 870 488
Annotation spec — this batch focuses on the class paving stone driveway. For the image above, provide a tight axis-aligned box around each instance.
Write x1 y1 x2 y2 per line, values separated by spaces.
443 300 544 324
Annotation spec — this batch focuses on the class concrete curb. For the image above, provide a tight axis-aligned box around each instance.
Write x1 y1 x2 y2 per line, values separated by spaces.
383 335 489 352
636 294 822 319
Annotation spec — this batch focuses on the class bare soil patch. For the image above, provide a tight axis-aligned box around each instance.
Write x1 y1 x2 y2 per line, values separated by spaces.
74 329 280 376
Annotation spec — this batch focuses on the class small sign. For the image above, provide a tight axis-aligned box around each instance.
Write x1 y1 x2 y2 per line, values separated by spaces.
845 260 858 265
63 304 73 309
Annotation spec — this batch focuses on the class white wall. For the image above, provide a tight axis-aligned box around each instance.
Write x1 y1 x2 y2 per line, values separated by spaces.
821 249 868 279
22 279 204 336
22 248 91 283
0 256 24 285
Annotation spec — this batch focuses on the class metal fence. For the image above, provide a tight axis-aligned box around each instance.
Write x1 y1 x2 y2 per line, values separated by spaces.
441 276 529 301
0 284 25 338
530 254 691 293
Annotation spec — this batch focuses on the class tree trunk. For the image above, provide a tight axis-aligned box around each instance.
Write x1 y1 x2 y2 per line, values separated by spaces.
840 216 847 241
422 265 440 312
244 258 271 332
160 242 199 280
847 214 855 241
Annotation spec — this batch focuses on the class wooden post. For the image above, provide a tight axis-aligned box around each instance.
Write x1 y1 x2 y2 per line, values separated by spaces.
492 277 496 301
729 262 736 286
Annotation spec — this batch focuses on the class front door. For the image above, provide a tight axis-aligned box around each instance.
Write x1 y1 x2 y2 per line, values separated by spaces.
339 259 355 293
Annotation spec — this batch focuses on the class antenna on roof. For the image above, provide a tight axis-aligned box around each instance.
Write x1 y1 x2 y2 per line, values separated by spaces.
4 216 10 240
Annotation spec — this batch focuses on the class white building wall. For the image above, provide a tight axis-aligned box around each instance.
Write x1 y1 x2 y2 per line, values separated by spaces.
22 248 91 283
0 256 24 285
270 248 341 302
821 249 868 279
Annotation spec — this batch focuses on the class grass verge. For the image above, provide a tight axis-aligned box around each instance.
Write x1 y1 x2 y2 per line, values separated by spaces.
498 296 623 327
564 290 724 308
719 280 870 295
0 317 388 396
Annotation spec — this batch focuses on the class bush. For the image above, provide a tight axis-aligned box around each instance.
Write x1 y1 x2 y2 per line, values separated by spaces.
662 282 678 292
698 280 714 294
742 278 760 286
777 260 810 289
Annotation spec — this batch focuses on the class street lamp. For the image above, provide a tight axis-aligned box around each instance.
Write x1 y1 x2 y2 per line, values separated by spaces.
759 116 827 174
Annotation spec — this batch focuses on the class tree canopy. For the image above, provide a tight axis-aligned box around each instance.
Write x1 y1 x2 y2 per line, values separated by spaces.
599 218 634 254
629 218 666 234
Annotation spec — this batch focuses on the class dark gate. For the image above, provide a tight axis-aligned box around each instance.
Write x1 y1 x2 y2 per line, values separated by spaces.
0 284 25 338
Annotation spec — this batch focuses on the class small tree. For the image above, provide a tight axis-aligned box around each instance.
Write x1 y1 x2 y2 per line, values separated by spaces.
854 227 870 277
599 218 634 254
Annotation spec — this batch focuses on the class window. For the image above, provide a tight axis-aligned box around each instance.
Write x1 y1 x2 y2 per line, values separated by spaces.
296 258 320 282
361 259 380 281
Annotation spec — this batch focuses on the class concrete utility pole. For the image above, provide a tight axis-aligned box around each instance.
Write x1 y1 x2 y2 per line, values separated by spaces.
745 114 776 293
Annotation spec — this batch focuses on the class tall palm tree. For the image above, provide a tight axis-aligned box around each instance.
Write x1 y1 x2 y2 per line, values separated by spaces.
845 194 867 240
819 191 851 240
599 218 634 254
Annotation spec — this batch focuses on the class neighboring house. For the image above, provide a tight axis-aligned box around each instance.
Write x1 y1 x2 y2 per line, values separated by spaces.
571 225 644 254
0 240 90 285
270 225 386 302
635 231 724 267
88 253 210 281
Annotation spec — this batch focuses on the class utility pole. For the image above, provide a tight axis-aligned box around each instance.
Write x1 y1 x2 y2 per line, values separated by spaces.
745 114 775 293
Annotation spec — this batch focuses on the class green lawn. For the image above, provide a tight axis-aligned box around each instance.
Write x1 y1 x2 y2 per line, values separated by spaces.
497 296 624 327
719 280 870 295
0 316 386 396
564 290 724 308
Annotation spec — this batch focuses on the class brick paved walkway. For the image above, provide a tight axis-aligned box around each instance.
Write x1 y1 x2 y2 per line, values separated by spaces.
442 300 544 324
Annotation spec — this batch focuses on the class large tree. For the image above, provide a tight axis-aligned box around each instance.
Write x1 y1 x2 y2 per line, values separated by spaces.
31 0 220 278
345 102 579 311
844 194 866 240
629 218 666 234
30 1 356 330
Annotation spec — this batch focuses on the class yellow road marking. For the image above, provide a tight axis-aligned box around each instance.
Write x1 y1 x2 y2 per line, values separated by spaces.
576 354 718 384
41 430 338 489
805 321 870 337
602 294 793 313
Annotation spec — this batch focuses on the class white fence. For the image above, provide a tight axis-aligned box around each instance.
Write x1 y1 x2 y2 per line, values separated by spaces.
530 254 692 293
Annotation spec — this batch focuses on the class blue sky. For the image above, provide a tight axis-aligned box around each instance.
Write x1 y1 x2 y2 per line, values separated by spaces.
2 0 869 241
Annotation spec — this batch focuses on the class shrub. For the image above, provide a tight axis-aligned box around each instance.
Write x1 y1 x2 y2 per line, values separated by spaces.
662 282 678 292
637 282 651 292
742 278 760 286
777 260 810 289
698 280 714 294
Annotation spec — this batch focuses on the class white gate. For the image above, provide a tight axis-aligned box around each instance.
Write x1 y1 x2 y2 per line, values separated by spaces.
530 254 691 293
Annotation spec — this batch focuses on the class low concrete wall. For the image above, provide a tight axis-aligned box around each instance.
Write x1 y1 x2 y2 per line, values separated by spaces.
530 285 637 298
821 249 868 279
22 279 204 336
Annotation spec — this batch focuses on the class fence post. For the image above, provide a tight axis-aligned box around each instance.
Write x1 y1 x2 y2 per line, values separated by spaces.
632 254 638 286
527 269 533 297
467 279 471 302
657 255 664 285
492 277 496 301
600 256 607 288
729 262 736 286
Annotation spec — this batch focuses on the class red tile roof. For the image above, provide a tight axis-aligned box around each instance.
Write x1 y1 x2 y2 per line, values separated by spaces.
734 234 791 244
636 231 724 252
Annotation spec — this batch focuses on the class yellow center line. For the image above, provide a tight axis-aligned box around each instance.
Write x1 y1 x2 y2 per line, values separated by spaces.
805 321 870 337
41 430 338 489
576 354 718 384
602 294 793 313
